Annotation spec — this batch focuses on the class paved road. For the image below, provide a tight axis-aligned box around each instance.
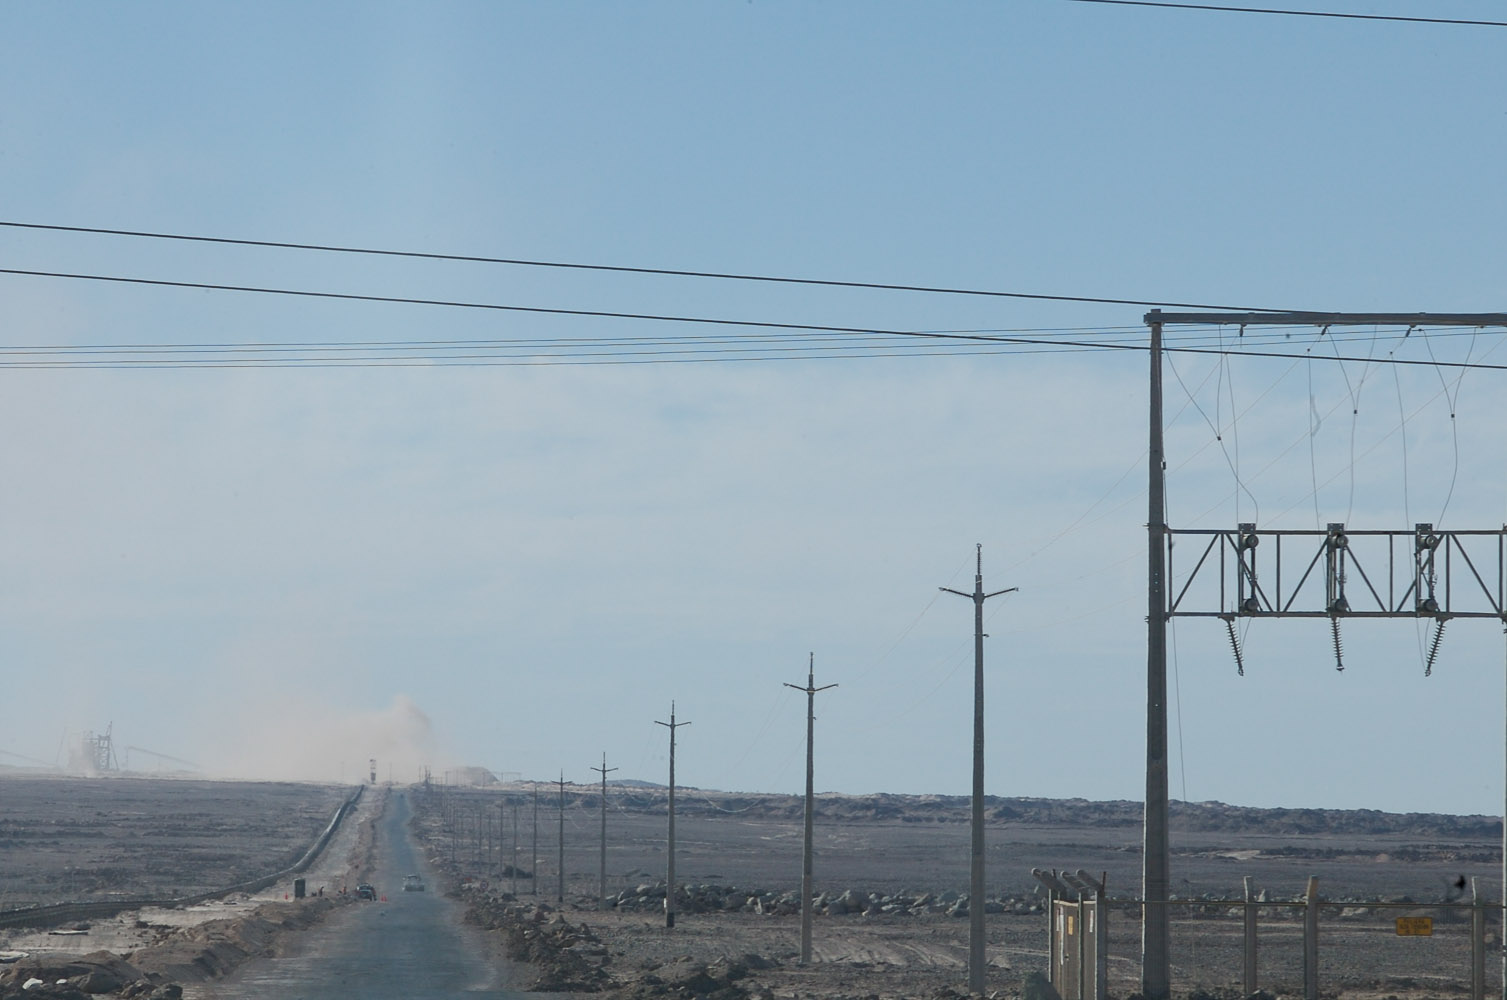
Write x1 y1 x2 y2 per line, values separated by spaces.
199 792 529 999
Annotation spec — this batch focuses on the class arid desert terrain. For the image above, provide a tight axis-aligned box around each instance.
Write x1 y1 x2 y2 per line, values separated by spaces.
0 772 1501 999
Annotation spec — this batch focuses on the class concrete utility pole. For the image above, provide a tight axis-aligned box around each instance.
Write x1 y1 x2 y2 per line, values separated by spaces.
511 797 519 896
941 544 1017 997
785 653 836 967
591 752 619 910
532 782 540 896
556 771 566 904
655 702 690 928
1144 311 1171 1000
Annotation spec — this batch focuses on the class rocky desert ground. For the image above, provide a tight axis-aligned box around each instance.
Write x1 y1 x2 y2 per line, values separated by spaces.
0 774 373 999
0 772 1501 999
416 782 1506 1000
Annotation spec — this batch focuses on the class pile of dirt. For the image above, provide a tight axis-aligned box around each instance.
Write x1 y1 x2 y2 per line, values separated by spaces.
612 954 766 1000
0 950 180 999
127 898 337 982
463 894 781 998
465 897 612 992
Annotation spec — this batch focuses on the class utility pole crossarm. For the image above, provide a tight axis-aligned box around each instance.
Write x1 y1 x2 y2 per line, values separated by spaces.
941 584 1019 599
1166 524 1507 620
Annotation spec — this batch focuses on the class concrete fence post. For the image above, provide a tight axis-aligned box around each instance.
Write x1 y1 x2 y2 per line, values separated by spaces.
1243 875 1258 997
1473 877 1486 1000
1094 873 1108 1000
1303 876 1320 1000
1049 882 1060 987
1079 895 1090 1000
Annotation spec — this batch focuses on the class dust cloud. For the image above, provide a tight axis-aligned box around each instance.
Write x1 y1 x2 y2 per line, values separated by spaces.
196 693 444 784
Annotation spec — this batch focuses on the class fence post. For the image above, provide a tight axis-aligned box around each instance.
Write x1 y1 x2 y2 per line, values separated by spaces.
1095 873 1108 1000
1303 876 1320 1000
1473 877 1486 1000
1048 878 1060 991
1243 875 1258 996
1078 895 1088 1000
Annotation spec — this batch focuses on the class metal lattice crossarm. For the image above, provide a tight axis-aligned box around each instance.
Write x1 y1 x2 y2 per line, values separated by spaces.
1167 523 1507 621
1146 310 1507 328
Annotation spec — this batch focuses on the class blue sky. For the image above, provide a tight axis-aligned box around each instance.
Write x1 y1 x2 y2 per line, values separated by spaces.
1 2 1504 814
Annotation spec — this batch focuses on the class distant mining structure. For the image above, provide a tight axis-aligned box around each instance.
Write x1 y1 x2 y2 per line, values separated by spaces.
69 723 119 775
58 723 201 776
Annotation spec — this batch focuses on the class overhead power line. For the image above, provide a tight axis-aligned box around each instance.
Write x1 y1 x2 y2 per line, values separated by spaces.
1067 0 1507 27
3 265 1181 346
3 265 1504 370
3 258 1502 371
0 220 1304 313
0 324 1495 357
0 329 1500 372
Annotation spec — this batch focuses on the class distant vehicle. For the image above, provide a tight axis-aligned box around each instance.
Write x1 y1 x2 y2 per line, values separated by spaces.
356 883 376 900
402 874 425 892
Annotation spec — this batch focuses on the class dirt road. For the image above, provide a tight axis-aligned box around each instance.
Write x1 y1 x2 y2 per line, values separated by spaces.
190 791 530 1000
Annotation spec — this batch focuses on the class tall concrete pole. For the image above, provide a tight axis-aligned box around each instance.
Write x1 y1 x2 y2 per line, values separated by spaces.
511 797 519 896
532 782 540 896
556 771 566 904
941 545 1016 996
591 752 618 910
655 702 690 929
1144 310 1171 1000
785 653 837 966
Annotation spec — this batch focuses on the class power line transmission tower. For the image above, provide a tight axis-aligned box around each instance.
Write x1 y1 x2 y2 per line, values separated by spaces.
591 752 619 910
556 772 566 904
941 544 1017 997
1139 309 1507 1000
655 702 690 928
784 653 837 967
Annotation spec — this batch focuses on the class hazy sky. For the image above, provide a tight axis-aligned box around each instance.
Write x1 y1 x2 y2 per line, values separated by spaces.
1 2 1504 814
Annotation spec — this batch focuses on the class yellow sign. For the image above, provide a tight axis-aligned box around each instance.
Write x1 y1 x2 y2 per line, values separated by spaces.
1396 917 1433 936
